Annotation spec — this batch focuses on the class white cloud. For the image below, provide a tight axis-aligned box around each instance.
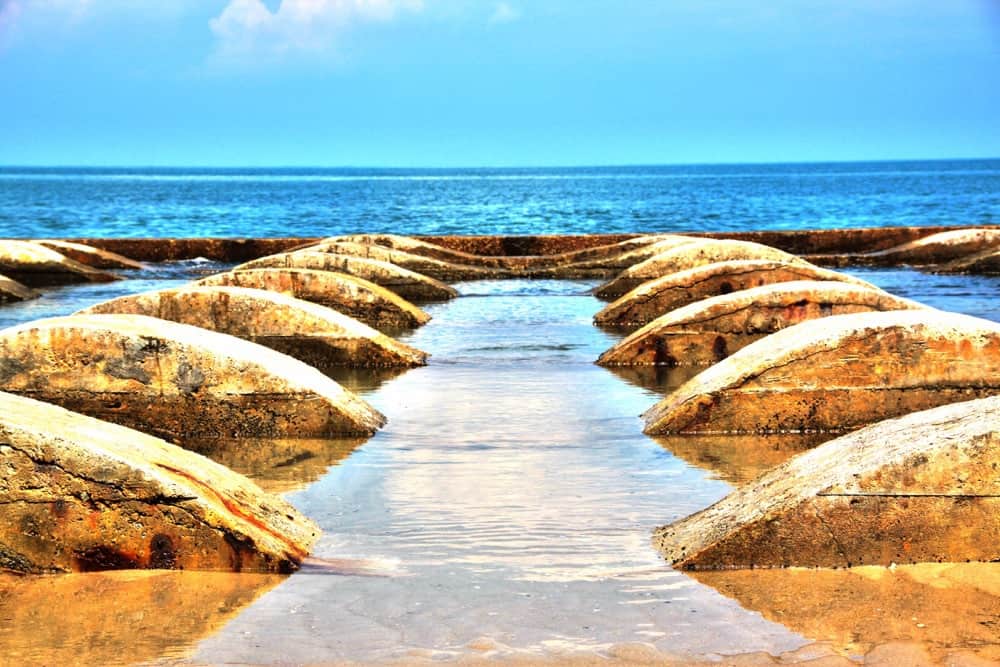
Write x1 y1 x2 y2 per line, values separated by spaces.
209 0 423 63
488 1 518 25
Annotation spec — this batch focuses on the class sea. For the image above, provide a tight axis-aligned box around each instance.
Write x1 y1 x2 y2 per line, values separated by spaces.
1 159 1000 665
0 159 997 238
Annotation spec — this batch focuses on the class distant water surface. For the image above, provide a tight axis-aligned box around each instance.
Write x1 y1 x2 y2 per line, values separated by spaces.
0 160 997 238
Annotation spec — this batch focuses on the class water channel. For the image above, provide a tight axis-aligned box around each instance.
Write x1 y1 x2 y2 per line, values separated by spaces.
1 266 999 665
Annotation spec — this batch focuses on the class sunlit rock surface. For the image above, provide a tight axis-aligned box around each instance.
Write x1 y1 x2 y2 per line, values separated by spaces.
33 239 147 270
0 391 319 573
594 259 880 328
233 251 459 301
296 241 497 282
655 396 1000 569
643 310 1000 435
598 281 925 367
0 273 38 302
330 233 506 266
79 286 427 370
0 314 386 441
938 247 1000 275
594 239 807 299
849 228 1000 266
196 268 431 331
0 240 119 287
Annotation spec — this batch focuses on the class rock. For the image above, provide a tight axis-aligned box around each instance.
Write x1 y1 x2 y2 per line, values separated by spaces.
937 247 1000 275
0 391 319 573
321 234 507 269
594 240 808 299
655 396 1000 569
0 314 386 441
594 259 881 329
514 236 702 279
642 310 1000 435
234 251 459 301
598 281 924 367
0 273 38 302
853 228 1000 266
196 268 431 332
0 240 119 287
33 239 147 270
79 286 427 370
291 241 496 282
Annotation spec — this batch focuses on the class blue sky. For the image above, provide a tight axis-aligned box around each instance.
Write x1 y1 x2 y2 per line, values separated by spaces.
1 0 998 167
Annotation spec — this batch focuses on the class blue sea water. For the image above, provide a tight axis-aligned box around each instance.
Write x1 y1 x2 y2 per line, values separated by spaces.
0 159 997 238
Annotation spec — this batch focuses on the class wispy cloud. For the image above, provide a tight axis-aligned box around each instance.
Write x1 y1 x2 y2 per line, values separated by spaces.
209 0 423 64
488 1 519 25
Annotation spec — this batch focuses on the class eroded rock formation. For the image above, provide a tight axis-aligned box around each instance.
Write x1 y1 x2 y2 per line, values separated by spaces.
294 241 497 282
0 240 119 286
33 239 147 270
642 310 1000 434
196 268 431 331
0 314 386 441
655 396 1000 569
80 286 427 369
598 281 924 367
0 391 319 573
0 274 38 302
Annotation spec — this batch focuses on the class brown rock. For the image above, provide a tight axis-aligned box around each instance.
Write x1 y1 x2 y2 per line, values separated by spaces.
655 396 1000 569
0 314 386 441
0 391 319 573
234 251 459 301
33 239 147 270
79 286 427 370
0 240 119 286
0 273 38 302
594 259 881 329
594 240 808 299
643 310 1000 435
196 268 431 331
937 247 1000 275
320 234 508 269
598 281 924 367
853 228 1000 266
291 241 496 282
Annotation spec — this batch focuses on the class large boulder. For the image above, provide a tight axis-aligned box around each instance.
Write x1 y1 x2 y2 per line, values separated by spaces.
0 314 386 441
937 247 1000 275
326 233 503 267
297 241 498 282
853 228 1000 266
196 268 430 331
594 240 808 299
33 239 147 270
234 251 459 301
0 273 38 302
594 259 880 329
643 310 1000 435
0 391 319 573
0 240 119 286
79 286 427 370
598 281 924 367
655 396 1000 569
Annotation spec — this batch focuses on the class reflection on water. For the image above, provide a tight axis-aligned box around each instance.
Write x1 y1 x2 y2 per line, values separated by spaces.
0 570 283 667
3 272 1000 664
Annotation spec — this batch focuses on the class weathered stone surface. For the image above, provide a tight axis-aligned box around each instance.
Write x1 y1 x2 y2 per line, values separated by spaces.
512 236 702 279
594 259 880 328
594 240 807 299
234 251 459 301
0 273 38 302
325 233 506 267
655 396 1000 569
33 239 147 270
642 310 1000 435
196 268 431 331
938 247 1000 275
79 286 427 369
0 240 119 286
0 391 320 573
850 228 1000 266
599 281 924 367
297 241 499 282
0 314 386 441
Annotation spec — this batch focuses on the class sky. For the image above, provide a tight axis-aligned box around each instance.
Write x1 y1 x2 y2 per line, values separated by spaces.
0 0 998 167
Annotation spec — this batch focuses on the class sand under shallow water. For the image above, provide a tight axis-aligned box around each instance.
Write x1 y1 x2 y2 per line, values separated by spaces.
1 271 1000 666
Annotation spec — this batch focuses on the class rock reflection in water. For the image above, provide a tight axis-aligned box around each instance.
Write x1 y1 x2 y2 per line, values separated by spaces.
599 364 702 395
693 563 1000 663
652 433 831 485
186 437 369 494
0 570 283 667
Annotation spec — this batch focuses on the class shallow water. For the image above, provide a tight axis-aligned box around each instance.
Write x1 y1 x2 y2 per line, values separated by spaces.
1 269 1000 665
